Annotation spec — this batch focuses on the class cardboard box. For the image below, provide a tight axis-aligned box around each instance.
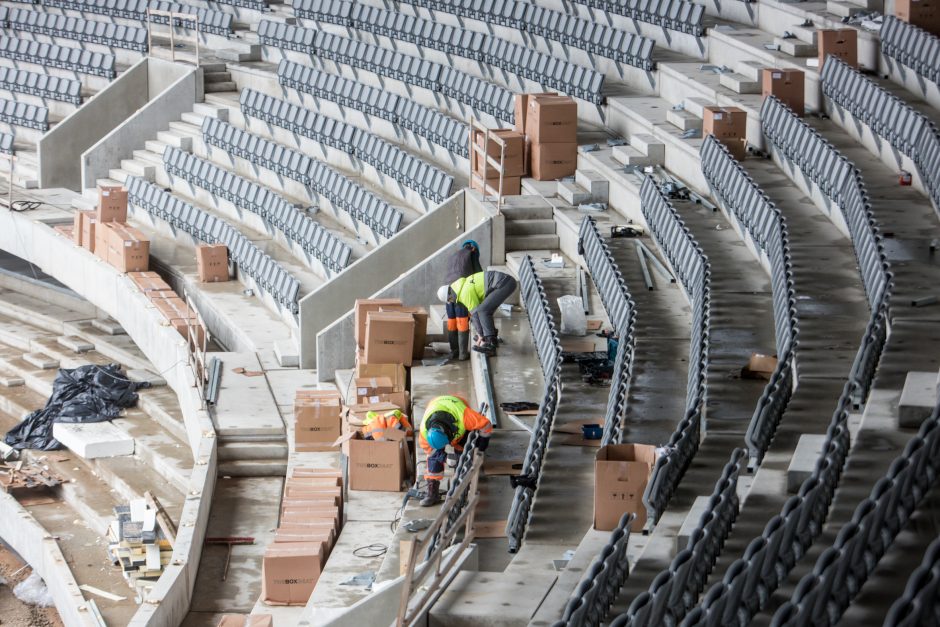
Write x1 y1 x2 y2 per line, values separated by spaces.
153 296 189 320
80 212 97 253
471 128 526 177
470 174 522 196
741 353 778 380
594 443 657 531
291 468 342 480
364 311 415 366
514 92 558 134
344 430 408 492
896 0 940 34
94 221 112 261
530 142 578 181
341 401 403 456
703 106 748 160
355 363 407 392
280 504 341 526
762 69 805 117
129 271 172 294
818 29 857 69
262 542 323 606
103 223 150 273
525 95 578 144
196 243 229 283
97 185 128 223
72 211 84 247
355 298 402 350
295 390 342 452
384 305 428 361
274 527 334 550
217 614 274 627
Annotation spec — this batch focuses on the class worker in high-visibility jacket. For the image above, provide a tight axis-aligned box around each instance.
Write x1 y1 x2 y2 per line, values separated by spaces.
437 269 517 357
362 408 413 439
438 240 484 361
418 395 492 506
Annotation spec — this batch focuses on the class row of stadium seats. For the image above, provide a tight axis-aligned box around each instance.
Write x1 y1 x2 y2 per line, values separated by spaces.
880 16 939 86
0 66 81 104
162 145 353 273
884 534 940 626
639 174 711 529
42 0 234 36
0 96 47 130
201 117 404 239
505 253 563 553
126 175 302 312
0 35 115 78
239 88 455 203
257 20 515 123
293 0 605 104
577 0 705 36
0 132 12 154
276 59 469 158
3 7 148 52
700 135 798 470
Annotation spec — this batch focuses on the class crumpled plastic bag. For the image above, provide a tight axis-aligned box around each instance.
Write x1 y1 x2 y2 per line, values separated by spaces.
4 363 149 451
558 295 587 336
13 572 55 607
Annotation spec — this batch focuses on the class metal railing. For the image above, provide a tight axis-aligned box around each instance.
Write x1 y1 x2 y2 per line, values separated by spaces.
505 254 563 552
883 535 940 626
638 175 710 530
880 16 940 87
578 216 637 446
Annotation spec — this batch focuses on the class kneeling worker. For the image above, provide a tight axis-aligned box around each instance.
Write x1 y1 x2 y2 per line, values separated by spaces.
438 269 517 357
419 395 492 506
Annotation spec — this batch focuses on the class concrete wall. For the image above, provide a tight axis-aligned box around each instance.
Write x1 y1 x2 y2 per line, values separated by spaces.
38 58 149 190
299 190 467 370
81 59 199 190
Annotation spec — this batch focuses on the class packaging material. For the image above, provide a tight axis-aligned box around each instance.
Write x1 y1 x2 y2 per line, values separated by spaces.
557 295 588 336
72 211 84 246
530 142 578 181
471 128 526 177
594 443 657 531
291 467 343 480
280 506 341 530
94 221 111 262
196 244 229 282
896 0 940 34
703 106 747 160
525 95 578 144
470 175 522 196
97 185 128 223
217 615 274 627
274 527 334 549
341 429 408 492
378 306 428 361
262 542 324 605
100 223 150 273
364 311 415 366
818 29 858 69
762 69 805 117
355 298 402 349
513 92 558 134
129 271 171 294
741 353 778 380
12 573 54 607
355 363 407 391
80 212 97 253
294 390 342 452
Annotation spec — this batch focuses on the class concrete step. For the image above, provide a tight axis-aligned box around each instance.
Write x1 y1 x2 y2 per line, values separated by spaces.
499 202 554 221
192 102 230 121
505 218 557 236
204 71 233 83
557 180 591 205
203 93 241 109
204 80 239 93
0 371 23 387
92 455 185 522
787 24 819 46
612 144 659 167
180 111 205 127
575 169 610 203
71 194 96 212
108 168 130 184
215 45 260 63
630 133 666 163
91 317 125 335
133 149 164 167
719 71 761 94
737 59 766 82
199 62 227 73
56 335 94 353
506 234 560 251
157 130 193 150
217 459 289 477
168 120 202 138
826 0 867 15
120 158 155 180
144 139 169 155
217 441 289 461
683 96 714 119
774 37 816 57
666 108 703 131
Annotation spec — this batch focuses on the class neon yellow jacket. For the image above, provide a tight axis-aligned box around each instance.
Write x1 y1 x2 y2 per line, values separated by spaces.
450 272 485 312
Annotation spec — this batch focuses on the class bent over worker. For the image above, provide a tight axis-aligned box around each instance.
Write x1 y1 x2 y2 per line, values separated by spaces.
418 395 492 506
440 269 517 357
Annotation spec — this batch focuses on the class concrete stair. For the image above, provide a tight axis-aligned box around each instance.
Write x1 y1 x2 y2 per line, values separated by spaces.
774 37 816 57
719 71 761 94
180 111 206 127
506 233 560 251
506 218 558 236
133 148 164 167
157 129 193 150
145 139 169 155
120 158 155 180
193 101 230 122
107 168 130 184
217 458 289 477
169 120 202 139
666 107 703 131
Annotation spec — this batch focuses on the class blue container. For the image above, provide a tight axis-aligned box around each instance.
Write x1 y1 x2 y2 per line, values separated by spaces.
582 424 603 440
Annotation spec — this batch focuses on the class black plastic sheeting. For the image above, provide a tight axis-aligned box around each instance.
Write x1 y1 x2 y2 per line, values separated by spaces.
4 364 150 451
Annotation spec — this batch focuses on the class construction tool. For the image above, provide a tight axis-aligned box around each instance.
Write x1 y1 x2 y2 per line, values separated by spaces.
205 536 254 581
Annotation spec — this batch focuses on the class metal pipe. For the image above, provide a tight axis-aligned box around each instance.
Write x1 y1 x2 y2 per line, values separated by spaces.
635 241 654 290
637 240 676 283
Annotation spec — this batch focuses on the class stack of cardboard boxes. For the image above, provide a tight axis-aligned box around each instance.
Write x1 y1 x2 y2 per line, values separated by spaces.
263 466 343 606
817 29 858 69
72 185 152 273
216 616 273 627
469 127 526 196
761 69 805 117
703 106 748 160
197 243 230 283
129 271 207 349
514 93 579 181
896 0 940 34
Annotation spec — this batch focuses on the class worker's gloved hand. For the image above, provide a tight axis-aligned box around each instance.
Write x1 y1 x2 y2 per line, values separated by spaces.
476 434 491 453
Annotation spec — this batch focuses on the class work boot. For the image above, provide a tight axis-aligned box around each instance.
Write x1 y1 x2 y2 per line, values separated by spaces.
457 331 471 361
473 335 498 356
447 330 460 359
420 479 440 507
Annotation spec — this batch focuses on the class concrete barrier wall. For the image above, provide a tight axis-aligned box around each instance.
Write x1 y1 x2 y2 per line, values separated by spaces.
299 190 467 369
315 207 496 381
38 58 150 190
81 59 198 190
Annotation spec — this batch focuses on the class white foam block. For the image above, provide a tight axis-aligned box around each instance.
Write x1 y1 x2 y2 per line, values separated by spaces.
145 544 160 570
53 422 135 459
130 498 147 522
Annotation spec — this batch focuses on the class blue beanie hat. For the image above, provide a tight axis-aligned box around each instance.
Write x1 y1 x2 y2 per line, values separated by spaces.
462 240 479 252
427 427 450 450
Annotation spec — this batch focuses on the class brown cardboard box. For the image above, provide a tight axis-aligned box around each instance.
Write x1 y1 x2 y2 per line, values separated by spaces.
129 271 172 294
394 305 427 361
147 289 178 300
94 221 113 261
153 296 190 320
262 542 323 606
530 142 578 181
196 244 229 283
104 223 150 273
762 69 805 117
72 211 84 247
471 128 526 177
741 353 778 380
291 468 343 480
355 363 407 391
525 95 578 144
294 390 342 452
470 174 522 196
514 92 558 134
283 486 343 511
280 506 341 530
364 311 415 366
354 298 402 349
355 376 396 399
703 106 748 160
818 29 858 69
344 430 408 492
97 185 128 223
80 212 97 253
341 401 403 456
274 527 334 551
896 0 940 33
217 614 274 627
594 443 657 531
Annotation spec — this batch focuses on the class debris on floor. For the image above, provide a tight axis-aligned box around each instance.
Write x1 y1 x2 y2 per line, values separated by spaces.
0 459 62 498
107 498 174 591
